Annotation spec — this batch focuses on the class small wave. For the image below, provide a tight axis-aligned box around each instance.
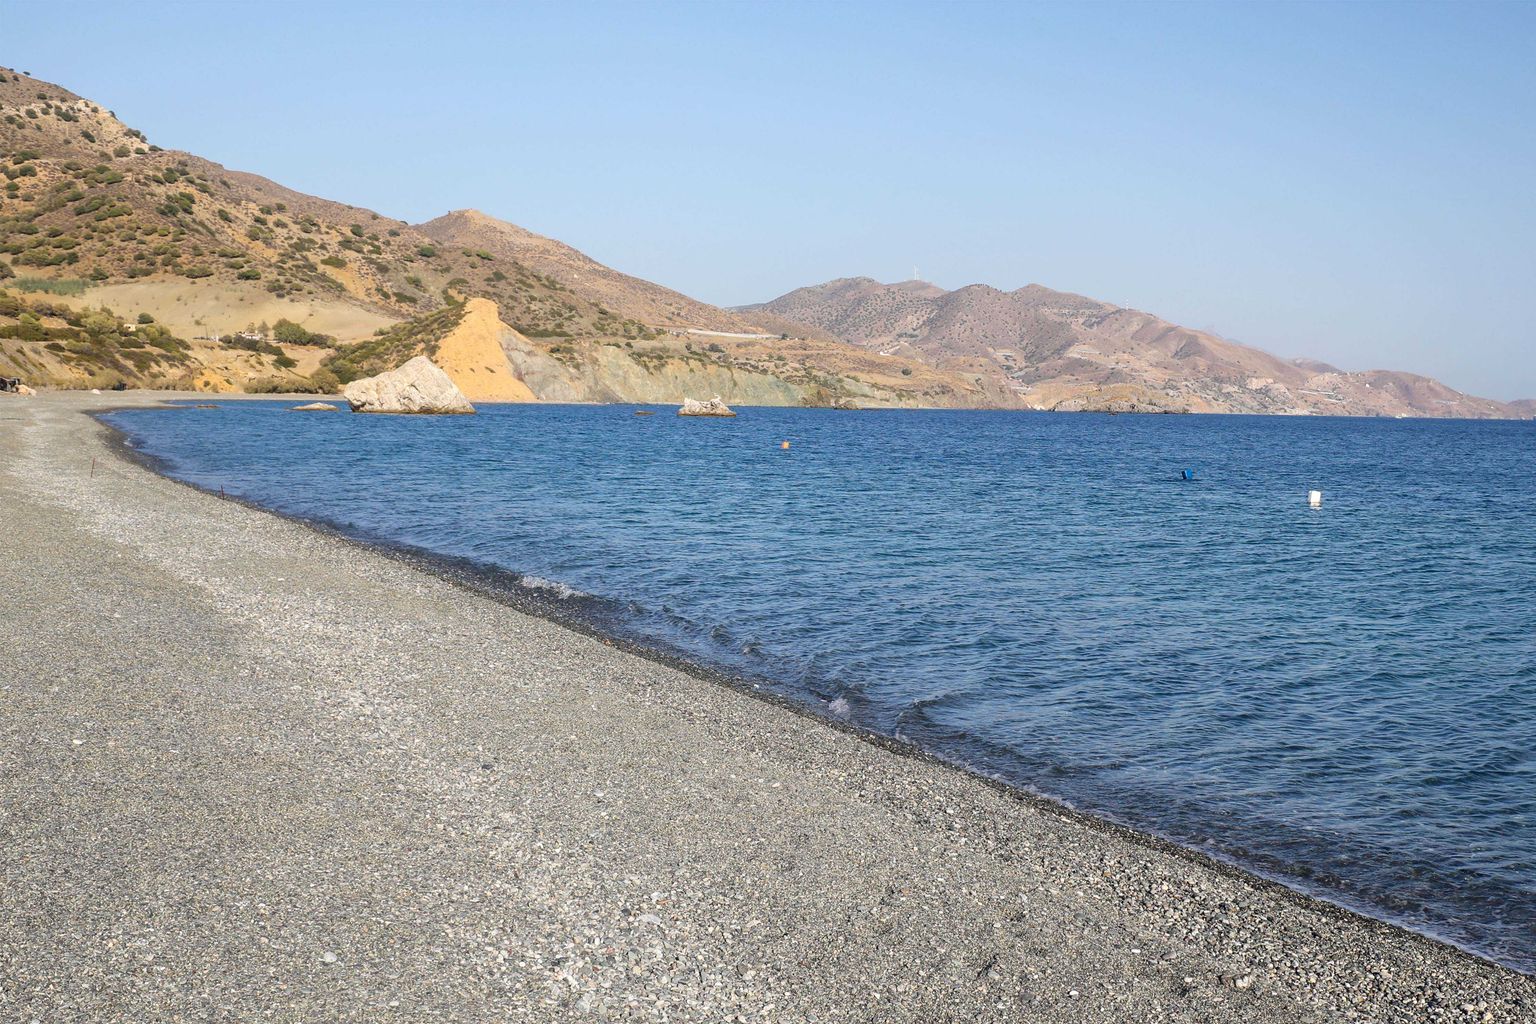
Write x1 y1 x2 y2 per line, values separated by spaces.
518 575 591 600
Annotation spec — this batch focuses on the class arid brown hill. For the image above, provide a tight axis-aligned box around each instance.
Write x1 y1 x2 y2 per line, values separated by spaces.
416 210 836 344
0 67 982 405
741 277 1525 418
0 69 652 339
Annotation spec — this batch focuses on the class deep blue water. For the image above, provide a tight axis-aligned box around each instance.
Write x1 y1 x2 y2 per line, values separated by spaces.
107 401 1536 971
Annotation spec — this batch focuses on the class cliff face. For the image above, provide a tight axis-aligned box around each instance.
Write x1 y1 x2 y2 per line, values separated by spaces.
477 301 977 407
431 298 534 403
327 297 974 408
496 338 808 406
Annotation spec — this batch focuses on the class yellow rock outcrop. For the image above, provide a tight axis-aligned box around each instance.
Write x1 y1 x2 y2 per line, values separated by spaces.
432 297 535 403
193 369 238 393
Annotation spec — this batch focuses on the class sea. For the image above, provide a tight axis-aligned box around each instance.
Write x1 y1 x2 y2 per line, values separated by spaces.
105 400 1536 972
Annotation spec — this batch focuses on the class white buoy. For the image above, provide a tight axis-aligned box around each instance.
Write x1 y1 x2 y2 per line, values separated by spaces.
1308 489 1323 508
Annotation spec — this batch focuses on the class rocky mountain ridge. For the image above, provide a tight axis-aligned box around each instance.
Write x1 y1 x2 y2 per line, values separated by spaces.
741 277 1526 418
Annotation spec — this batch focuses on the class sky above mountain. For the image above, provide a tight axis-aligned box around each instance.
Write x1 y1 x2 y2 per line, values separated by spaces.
8 1 1535 399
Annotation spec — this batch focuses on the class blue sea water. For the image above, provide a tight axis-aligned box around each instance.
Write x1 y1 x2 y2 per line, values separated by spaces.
106 401 1536 971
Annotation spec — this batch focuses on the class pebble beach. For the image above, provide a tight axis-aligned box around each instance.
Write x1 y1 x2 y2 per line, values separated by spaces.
1 391 1531 1023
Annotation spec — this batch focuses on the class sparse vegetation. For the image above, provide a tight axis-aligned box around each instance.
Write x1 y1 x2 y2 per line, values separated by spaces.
0 286 192 384
12 277 88 295
271 318 332 346
320 302 466 384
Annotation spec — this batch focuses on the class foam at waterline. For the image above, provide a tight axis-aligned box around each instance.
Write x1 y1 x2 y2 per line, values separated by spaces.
517 575 593 600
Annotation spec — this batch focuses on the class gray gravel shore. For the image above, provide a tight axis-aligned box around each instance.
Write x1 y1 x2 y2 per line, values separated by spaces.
2 391 1531 1023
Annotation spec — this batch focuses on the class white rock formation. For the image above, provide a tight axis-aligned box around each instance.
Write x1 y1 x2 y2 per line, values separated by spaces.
678 395 736 417
343 356 475 415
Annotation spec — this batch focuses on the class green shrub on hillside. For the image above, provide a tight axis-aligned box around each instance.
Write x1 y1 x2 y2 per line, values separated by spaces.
271 318 331 346
14 277 87 295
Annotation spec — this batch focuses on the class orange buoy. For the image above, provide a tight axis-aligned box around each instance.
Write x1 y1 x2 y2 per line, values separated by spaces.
781 440 791 450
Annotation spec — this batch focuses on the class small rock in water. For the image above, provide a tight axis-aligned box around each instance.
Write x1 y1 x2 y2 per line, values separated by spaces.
678 395 736 417
290 402 340 412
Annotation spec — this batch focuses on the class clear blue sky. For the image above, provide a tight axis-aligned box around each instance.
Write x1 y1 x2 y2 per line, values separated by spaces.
7 0 1534 399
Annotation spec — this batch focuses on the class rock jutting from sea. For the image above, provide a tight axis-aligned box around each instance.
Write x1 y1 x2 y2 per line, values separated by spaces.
678 395 736 417
342 356 476 415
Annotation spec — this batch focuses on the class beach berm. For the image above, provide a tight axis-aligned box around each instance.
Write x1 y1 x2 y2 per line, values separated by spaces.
1 391 1530 1023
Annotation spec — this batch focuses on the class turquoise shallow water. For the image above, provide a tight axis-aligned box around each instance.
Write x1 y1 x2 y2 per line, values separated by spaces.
108 401 1536 970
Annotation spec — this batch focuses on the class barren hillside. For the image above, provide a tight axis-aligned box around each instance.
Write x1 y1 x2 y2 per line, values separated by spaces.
0 67 980 405
742 278 1523 418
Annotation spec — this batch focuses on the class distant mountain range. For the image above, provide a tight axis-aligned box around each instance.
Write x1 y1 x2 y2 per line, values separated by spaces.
0 65 1526 416
739 278 1524 418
